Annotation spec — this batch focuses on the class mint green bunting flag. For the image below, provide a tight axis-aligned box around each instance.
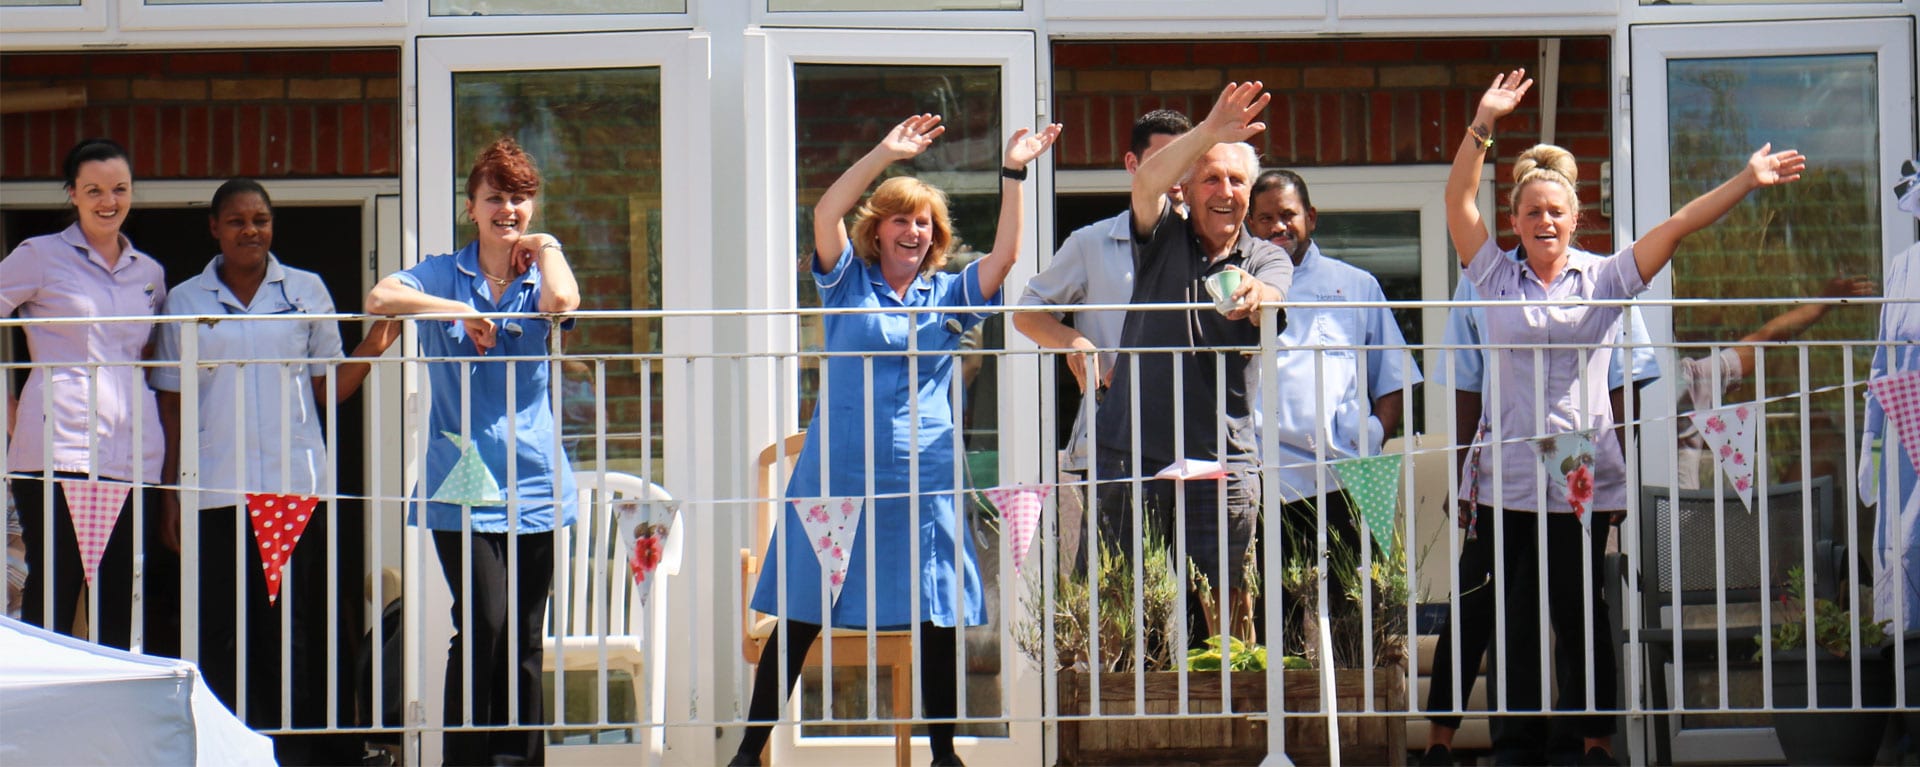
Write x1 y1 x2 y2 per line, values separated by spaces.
1329 454 1404 557
430 431 503 506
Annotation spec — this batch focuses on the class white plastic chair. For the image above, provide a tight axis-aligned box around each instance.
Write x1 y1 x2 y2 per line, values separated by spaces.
545 471 679 754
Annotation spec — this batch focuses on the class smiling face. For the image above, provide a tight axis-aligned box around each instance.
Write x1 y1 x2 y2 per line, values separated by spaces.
1248 183 1315 264
1185 144 1254 255
66 157 133 244
210 191 273 269
1510 180 1578 263
875 206 936 275
465 179 537 251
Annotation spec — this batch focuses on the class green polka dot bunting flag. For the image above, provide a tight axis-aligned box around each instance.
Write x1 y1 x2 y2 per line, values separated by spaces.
430 430 504 507
1328 454 1404 557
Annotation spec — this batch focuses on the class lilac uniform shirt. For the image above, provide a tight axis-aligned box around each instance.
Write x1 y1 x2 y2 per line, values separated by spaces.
1464 239 1648 513
0 223 167 481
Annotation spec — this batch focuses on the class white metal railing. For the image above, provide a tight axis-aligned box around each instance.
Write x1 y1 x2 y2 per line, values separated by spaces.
1 295 1910 765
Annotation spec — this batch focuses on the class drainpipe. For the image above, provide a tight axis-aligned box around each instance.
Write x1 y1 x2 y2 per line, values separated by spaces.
1537 38 1561 147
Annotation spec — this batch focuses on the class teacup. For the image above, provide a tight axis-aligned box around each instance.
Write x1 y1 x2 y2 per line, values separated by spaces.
1203 270 1244 315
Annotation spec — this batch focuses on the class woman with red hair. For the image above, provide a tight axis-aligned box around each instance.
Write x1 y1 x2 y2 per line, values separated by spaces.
368 137 580 766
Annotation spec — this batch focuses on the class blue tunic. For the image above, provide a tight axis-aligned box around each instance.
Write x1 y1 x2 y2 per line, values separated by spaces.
1864 241 1920 631
750 245 997 630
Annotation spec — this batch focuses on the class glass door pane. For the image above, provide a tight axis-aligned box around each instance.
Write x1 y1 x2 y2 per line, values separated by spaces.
1632 18 1915 494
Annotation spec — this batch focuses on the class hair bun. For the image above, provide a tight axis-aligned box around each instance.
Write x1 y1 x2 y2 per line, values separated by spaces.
1512 144 1577 184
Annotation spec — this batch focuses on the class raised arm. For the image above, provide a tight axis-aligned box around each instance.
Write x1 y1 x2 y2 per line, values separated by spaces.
1448 69 1532 267
509 233 580 313
1132 82 1269 237
813 114 946 274
1632 143 1805 283
974 124 1063 301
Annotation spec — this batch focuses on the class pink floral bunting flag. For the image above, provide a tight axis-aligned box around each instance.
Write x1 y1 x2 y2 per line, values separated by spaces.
245 493 319 604
1694 403 1759 511
1530 429 1597 521
58 479 131 585
982 484 1050 576
1870 370 1920 474
794 497 862 606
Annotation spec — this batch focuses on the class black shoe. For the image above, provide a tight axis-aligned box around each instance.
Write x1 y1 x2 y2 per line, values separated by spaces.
725 753 762 767
1419 744 1455 766
930 755 966 767
1578 747 1619 766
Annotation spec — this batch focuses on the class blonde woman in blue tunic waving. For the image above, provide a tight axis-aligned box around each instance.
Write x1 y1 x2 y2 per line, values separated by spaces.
732 114 1060 767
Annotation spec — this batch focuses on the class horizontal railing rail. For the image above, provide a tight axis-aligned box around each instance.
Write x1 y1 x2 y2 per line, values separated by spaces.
1 296 1912 764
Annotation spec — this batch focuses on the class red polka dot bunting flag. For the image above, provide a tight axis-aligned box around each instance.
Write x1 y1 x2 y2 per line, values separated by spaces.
58 479 132 585
246 493 320 605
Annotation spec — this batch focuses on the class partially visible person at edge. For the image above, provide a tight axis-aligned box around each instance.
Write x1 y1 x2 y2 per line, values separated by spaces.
153 178 400 765
1441 67 1804 767
1862 157 1920 633
1013 108 1191 571
1245 168 1421 656
730 114 1061 767
366 137 580 767
1092 82 1291 646
0 137 180 655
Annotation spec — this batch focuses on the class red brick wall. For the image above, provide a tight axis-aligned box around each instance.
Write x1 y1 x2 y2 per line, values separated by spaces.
0 49 401 181
1052 37 1613 251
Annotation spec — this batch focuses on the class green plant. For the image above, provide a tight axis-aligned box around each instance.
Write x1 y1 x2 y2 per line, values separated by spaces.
1014 533 1182 673
1279 525 1415 669
1184 635 1295 672
1755 565 1891 659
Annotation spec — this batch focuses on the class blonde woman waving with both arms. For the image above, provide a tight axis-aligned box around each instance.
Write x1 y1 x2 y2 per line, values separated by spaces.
1440 68 1803 767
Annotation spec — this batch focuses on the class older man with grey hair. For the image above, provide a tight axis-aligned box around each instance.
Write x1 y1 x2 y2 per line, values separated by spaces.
1089 82 1290 643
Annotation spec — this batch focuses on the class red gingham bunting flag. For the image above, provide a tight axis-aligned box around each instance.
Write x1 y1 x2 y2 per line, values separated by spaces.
982 484 1051 576
1871 370 1920 474
58 479 131 585
793 497 862 606
246 493 319 605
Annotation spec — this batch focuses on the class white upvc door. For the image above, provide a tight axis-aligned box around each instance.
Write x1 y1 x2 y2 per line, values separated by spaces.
414 31 713 767
1627 15 1915 766
743 26 1045 767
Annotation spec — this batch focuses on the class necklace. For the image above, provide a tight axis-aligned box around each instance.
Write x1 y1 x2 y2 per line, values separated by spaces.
481 269 513 288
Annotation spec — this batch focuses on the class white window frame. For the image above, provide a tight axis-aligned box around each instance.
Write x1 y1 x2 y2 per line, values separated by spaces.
1044 0 1319 22
742 25 1044 767
0 0 105 33
116 0 405 31
1052 163 1494 432
414 30 713 767
1337 0 1612 18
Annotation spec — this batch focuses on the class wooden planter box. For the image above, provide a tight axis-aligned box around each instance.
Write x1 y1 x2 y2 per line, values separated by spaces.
1055 669 1406 766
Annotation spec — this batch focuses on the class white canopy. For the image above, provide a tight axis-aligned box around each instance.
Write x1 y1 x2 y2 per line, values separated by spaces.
0 616 275 766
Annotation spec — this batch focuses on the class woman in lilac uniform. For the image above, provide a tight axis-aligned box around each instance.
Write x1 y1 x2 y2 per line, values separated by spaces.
1440 69 1804 766
730 115 1060 767
1 138 174 650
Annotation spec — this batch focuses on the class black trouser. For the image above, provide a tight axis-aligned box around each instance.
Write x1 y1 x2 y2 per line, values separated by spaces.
1087 454 1258 590
12 475 177 654
1259 491 1366 660
195 504 357 765
734 620 961 762
1486 508 1618 753
433 529 555 767
1424 507 1498 730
